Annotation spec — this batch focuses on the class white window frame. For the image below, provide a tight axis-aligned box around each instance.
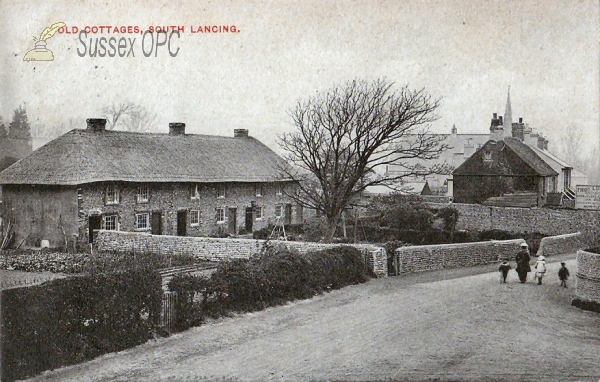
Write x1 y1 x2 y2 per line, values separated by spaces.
216 207 226 224
190 210 200 226
137 184 149 203
484 150 492 161
103 214 118 231
216 184 226 198
275 205 282 219
135 212 150 230
255 206 263 221
255 183 263 197
276 183 283 196
105 183 119 205
190 183 200 200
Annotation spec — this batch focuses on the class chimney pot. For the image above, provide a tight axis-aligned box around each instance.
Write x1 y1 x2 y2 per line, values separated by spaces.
493 113 497 119
169 122 186 135
519 117 523 123
86 118 107 132
499 116 503 125
234 129 249 138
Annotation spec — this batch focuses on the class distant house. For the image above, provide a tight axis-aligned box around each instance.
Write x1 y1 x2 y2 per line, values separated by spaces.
0 119 300 248
452 117 559 206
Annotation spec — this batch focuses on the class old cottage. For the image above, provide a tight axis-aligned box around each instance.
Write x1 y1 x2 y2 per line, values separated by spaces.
0 119 300 248
452 113 560 205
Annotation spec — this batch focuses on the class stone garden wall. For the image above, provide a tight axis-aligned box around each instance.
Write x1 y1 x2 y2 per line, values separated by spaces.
94 230 388 277
535 232 582 257
394 239 525 274
574 249 600 307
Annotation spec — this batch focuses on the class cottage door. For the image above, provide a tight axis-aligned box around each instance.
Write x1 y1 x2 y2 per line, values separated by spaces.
245 207 253 232
151 212 162 235
88 215 101 243
228 207 237 235
284 204 292 225
177 210 187 236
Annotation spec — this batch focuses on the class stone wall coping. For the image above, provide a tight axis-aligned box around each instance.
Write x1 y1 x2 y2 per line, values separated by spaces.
542 232 581 240
395 238 525 252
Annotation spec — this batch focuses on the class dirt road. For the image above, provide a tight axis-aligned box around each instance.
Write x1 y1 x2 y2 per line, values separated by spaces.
29 256 600 381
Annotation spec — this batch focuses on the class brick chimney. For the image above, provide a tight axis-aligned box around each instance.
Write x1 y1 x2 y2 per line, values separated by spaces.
527 130 539 147
169 122 186 135
87 118 107 132
463 138 475 158
234 129 249 138
512 117 525 141
537 134 545 149
489 113 503 141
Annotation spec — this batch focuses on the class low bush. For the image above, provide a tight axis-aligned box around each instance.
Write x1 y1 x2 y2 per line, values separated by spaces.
1 267 162 382
0 249 196 274
170 245 369 331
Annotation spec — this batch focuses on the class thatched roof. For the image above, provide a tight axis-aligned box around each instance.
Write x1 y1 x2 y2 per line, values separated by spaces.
0 129 289 185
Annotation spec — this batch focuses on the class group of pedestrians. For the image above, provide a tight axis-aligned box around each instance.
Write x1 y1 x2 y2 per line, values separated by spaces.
498 242 570 286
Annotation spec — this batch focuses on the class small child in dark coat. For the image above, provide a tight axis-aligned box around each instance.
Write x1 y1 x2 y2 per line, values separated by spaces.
559 262 570 288
499 259 512 283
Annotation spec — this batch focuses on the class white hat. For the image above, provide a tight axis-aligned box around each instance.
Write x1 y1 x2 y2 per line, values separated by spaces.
539 256 546 260
520 243 528 248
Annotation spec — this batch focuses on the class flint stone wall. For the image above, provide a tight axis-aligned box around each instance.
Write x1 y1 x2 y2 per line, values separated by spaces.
394 239 525 274
93 230 387 277
426 203 600 248
535 232 582 257
574 249 600 305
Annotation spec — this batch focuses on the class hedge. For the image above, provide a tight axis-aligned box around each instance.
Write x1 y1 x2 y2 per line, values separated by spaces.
168 245 370 332
0 268 162 382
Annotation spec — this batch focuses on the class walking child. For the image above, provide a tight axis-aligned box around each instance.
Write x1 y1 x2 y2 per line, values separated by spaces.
558 262 570 288
498 259 511 283
533 255 547 285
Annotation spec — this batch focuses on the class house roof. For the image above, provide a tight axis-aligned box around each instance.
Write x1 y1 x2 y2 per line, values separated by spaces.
528 145 572 172
453 137 558 177
0 129 289 185
503 138 558 176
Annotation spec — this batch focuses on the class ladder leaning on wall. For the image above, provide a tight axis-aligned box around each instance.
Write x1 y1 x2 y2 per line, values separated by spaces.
268 216 287 241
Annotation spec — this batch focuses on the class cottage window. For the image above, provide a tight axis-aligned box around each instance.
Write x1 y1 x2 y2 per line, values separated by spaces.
105 184 119 205
255 206 263 220
137 185 149 203
190 184 200 199
103 214 118 230
484 150 492 161
276 183 283 195
275 205 282 219
216 184 226 198
216 207 226 223
255 184 263 197
135 213 150 230
190 210 200 226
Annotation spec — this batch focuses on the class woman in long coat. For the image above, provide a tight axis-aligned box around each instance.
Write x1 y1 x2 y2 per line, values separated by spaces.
515 243 531 283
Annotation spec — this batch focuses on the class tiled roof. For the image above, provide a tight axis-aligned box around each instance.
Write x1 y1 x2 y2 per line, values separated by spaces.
503 138 558 176
0 129 289 185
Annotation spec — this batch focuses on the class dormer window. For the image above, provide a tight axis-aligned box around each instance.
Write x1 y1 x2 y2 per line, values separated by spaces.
105 183 119 205
190 184 200 199
216 184 226 198
137 184 149 203
276 183 283 196
484 150 492 161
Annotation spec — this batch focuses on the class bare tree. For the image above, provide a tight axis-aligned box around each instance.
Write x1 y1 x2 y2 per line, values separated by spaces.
101 102 136 130
101 102 156 132
278 78 451 242
553 124 598 181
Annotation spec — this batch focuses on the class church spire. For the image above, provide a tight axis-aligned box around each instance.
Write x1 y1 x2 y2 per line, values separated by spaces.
504 86 513 138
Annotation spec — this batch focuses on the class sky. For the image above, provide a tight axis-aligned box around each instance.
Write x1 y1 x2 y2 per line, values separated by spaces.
1 0 599 160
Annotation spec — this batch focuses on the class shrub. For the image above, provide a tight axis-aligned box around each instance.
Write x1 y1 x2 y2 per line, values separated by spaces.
252 227 271 240
170 245 369 331
385 203 434 232
1 267 162 382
